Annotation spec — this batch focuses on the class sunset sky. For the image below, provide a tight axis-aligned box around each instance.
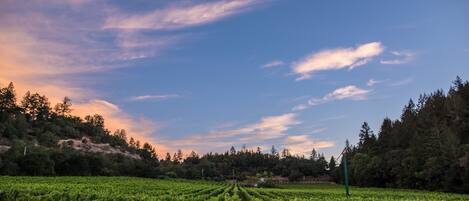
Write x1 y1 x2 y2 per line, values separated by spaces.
1 0 468 158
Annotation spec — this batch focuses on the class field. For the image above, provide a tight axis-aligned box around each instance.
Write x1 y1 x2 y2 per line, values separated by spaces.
0 177 468 201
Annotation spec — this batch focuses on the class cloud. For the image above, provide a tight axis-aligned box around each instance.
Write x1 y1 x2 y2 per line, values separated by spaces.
292 42 384 80
283 135 335 155
292 104 308 111
0 0 272 156
129 94 181 102
115 31 182 60
73 100 157 140
380 51 415 65
103 0 259 30
323 85 370 101
130 112 335 156
0 1 174 154
239 113 300 140
390 77 414 87
202 113 300 141
160 113 301 153
311 127 327 134
262 60 285 68
293 85 370 111
367 78 387 86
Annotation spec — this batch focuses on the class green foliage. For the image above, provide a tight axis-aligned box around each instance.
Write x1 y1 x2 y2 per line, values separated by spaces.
341 77 469 193
0 83 161 178
18 152 55 176
0 82 17 113
21 91 51 121
3 79 469 194
0 177 468 201
53 97 72 116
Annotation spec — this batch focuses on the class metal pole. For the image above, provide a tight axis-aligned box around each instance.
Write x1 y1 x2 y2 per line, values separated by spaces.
343 148 350 197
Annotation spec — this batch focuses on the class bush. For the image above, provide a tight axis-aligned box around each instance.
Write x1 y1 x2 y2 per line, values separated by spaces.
165 171 177 178
18 152 55 176
288 169 304 182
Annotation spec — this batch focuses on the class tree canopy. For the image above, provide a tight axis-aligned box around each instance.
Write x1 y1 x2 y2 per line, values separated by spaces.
333 77 469 193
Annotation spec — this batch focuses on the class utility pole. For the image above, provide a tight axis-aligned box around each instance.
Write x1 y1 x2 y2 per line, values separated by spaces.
342 152 350 197
23 145 27 156
201 168 204 179
337 140 350 198
343 141 350 197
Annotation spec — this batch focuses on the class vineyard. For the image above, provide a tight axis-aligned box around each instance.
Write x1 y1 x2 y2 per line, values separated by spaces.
0 177 468 201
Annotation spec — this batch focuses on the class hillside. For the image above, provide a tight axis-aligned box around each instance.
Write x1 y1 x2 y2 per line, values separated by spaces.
0 82 159 177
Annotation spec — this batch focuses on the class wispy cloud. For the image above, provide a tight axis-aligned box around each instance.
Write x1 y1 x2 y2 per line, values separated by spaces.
311 127 327 134
103 0 264 62
380 50 415 65
205 113 300 141
160 113 303 153
390 77 414 87
0 0 270 156
316 85 370 102
129 94 181 102
103 0 260 30
292 104 308 111
262 60 285 68
115 31 182 60
0 1 177 152
293 85 371 111
367 78 387 86
292 42 384 80
284 135 335 155
239 113 300 140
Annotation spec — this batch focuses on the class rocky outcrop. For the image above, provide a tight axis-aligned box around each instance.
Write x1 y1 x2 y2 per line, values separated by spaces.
58 137 140 159
0 145 10 153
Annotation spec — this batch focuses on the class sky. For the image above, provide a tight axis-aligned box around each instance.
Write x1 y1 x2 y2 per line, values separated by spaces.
1 0 468 158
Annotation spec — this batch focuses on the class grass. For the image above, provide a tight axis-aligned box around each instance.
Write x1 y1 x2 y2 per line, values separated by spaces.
0 176 467 201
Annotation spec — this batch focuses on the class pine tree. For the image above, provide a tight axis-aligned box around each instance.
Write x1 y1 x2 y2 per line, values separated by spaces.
310 149 318 161
358 122 376 153
54 97 72 116
270 145 278 156
281 148 290 158
0 82 17 112
165 153 172 162
229 146 236 155
329 156 336 171
129 137 136 148
21 91 51 121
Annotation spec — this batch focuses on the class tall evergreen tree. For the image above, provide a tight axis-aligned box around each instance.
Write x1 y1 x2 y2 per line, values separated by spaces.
0 82 17 112
21 91 51 121
54 97 72 116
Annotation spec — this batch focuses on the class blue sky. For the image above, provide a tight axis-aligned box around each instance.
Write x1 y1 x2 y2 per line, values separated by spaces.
0 0 468 158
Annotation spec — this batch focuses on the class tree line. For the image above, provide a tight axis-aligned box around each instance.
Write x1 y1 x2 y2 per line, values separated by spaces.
0 82 331 181
334 77 469 193
2 77 468 193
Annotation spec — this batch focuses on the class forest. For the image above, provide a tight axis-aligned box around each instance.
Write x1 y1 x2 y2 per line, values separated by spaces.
1 77 469 193
335 77 469 193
